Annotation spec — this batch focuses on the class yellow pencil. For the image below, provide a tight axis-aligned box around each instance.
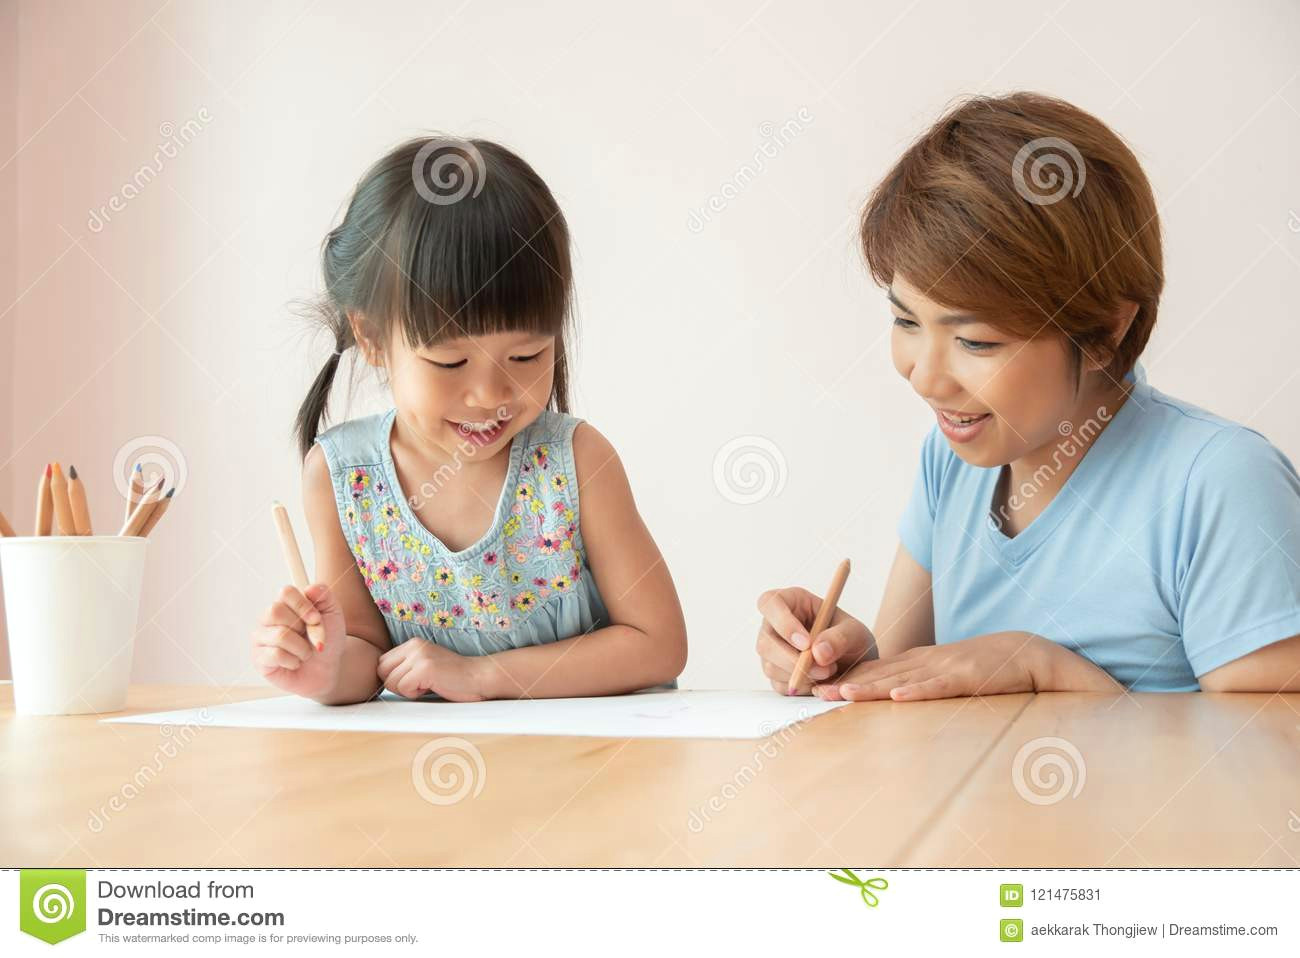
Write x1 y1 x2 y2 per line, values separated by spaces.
49 462 77 535
67 464 94 535
34 463 53 536
787 558 852 695
271 501 325 652
119 476 164 537
138 488 174 537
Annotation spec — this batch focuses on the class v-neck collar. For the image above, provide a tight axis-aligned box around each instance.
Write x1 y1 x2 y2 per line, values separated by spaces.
982 377 1149 565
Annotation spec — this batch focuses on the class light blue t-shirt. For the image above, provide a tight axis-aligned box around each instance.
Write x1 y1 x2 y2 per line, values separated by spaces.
898 363 1300 691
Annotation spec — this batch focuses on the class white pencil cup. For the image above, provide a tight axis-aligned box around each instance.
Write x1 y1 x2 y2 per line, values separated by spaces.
0 536 148 715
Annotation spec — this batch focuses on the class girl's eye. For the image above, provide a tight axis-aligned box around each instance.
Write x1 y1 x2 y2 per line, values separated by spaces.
957 337 1000 353
426 358 467 369
892 316 917 330
509 349 547 363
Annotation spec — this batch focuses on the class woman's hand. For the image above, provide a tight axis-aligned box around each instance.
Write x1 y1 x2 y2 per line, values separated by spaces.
755 586 877 695
252 583 348 699
815 631 1048 701
376 639 489 702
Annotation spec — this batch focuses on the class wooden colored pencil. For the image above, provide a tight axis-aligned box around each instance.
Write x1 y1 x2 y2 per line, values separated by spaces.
119 476 165 537
138 488 174 537
67 464 94 535
124 462 146 527
34 463 53 536
271 500 324 652
0 510 15 537
787 558 852 695
49 462 77 535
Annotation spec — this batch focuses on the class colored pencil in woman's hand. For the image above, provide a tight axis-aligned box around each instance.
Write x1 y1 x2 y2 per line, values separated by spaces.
271 500 325 652
787 558 852 695
0 509 15 537
34 463 53 536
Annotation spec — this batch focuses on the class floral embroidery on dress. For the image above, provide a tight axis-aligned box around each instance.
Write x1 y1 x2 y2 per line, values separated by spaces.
342 438 586 633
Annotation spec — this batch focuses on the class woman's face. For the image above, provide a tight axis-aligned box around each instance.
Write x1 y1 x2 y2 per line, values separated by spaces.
888 273 1105 468
357 318 556 466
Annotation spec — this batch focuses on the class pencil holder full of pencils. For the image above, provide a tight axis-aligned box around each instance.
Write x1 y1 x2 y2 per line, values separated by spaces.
0 535 148 715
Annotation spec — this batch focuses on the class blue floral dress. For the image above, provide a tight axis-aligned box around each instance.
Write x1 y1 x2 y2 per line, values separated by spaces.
315 407 612 656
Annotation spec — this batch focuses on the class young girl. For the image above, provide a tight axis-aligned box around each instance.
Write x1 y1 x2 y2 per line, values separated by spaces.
252 137 687 705
757 92 1300 699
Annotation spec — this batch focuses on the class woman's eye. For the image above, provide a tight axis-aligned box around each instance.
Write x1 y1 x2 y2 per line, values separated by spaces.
427 358 467 369
892 316 917 330
957 337 1000 352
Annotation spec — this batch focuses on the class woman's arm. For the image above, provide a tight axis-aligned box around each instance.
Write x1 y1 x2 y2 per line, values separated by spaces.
472 422 688 699
872 542 936 658
1197 634 1300 692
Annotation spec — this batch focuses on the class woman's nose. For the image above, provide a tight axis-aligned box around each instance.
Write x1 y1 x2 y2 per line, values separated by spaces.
907 343 950 400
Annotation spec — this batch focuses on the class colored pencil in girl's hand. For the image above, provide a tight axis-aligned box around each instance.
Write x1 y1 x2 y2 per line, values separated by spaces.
271 500 325 652
34 463 53 536
67 464 94 534
787 558 852 695
49 462 77 535
0 509 15 537
118 476 165 537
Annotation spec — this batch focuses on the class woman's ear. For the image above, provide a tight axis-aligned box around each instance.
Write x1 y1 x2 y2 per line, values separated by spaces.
1111 300 1139 351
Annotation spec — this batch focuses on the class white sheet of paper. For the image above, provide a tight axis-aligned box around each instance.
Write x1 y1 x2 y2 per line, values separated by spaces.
101 688 849 739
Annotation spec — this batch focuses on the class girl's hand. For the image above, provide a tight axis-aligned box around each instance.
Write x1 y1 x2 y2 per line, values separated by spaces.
376 639 489 702
252 583 348 699
816 631 1043 702
755 586 877 695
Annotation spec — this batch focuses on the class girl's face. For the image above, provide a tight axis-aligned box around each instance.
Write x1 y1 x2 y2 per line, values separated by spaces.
361 320 557 465
888 273 1114 469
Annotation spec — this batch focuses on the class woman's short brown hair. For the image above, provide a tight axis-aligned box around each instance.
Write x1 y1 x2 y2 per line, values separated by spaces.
860 92 1164 385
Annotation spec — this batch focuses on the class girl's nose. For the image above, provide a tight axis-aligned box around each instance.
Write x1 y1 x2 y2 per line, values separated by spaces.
467 370 516 410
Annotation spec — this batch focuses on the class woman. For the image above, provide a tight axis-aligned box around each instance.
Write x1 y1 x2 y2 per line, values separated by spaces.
756 92 1300 699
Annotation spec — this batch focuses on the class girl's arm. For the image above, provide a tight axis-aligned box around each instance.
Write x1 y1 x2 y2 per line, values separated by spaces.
301 444 394 705
472 423 688 699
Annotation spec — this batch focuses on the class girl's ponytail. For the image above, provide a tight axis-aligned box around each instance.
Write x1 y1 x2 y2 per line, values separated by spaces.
294 314 355 460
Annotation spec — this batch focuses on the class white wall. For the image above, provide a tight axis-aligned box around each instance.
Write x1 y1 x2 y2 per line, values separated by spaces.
4 0 1299 688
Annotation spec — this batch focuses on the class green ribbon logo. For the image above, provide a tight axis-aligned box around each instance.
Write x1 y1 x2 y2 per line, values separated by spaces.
19 870 86 944
828 868 889 907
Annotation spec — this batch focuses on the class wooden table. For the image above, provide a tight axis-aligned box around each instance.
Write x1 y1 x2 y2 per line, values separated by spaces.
3 684 1298 867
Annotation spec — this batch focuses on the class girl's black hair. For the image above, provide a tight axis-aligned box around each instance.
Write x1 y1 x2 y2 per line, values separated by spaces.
295 136 574 459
